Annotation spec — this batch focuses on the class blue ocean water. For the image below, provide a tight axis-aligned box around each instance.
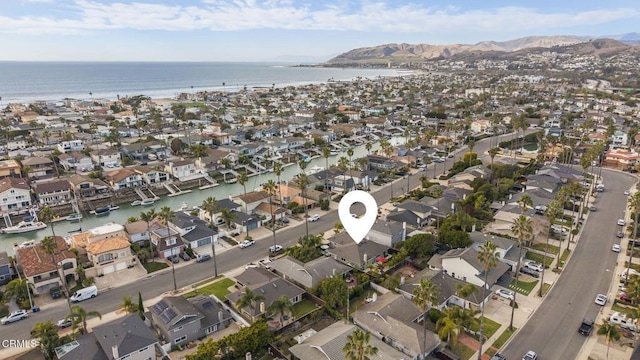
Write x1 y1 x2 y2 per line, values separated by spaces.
0 62 402 103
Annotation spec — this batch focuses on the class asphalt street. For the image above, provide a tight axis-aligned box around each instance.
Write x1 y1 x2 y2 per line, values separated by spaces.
502 169 637 360
0 131 519 346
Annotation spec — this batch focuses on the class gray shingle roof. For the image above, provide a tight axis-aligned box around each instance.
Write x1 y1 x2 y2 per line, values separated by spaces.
92 314 157 359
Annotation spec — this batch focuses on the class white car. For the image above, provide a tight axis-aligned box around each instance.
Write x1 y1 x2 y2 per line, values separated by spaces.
625 190 631 196
57 319 73 328
550 224 568 234
1 310 28 325
308 214 320 222
268 245 283 254
525 261 544 272
244 263 258 269
613 244 621 253
522 350 538 360
495 289 515 301
239 239 255 249
618 219 626 226
595 294 607 306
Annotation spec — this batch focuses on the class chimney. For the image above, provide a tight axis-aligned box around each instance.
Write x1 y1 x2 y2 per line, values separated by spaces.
400 276 405 285
218 310 224 322
363 253 368 263
259 302 265 313
402 221 407 240
471 224 476 232
111 345 119 359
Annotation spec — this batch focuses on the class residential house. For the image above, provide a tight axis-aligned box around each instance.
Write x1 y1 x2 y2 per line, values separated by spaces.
105 168 144 191
194 156 220 173
353 292 440 359
364 220 407 248
15 236 77 295
605 148 640 168
170 212 218 250
235 190 271 213
32 179 73 206
469 231 521 272
447 164 492 189
149 295 232 346
120 142 156 160
273 183 301 206
20 157 55 180
427 247 510 289
226 267 305 323
58 152 93 171
6 139 27 151
327 232 391 270
90 149 121 167
133 165 170 186
253 202 287 223
228 210 261 233
149 222 186 259
397 268 485 310
391 200 433 227
54 314 158 360
57 139 85 153
124 220 151 245
0 177 32 214
165 159 205 182
199 198 242 226
269 256 350 289
67 174 111 200
367 154 401 171
289 322 407 360
0 251 11 285
68 223 135 277
611 131 629 147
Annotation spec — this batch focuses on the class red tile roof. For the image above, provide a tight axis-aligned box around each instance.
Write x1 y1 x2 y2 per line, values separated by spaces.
16 237 75 278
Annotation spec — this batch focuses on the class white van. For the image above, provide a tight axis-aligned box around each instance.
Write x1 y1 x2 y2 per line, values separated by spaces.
70 285 98 303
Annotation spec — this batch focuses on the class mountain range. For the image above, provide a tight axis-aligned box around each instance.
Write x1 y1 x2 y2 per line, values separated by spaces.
324 33 640 65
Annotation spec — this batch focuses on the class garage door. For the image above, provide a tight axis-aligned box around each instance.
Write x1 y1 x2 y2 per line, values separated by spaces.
116 262 127 271
103 265 114 274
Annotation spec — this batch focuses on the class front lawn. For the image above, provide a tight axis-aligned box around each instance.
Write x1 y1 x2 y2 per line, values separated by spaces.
525 252 554 268
292 299 318 318
451 342 475 360
509 279 539 295
143 262 169 273
530 243 559 255
469 316 501 340
557 249 570 268
183 278 234 299
491 327 516 350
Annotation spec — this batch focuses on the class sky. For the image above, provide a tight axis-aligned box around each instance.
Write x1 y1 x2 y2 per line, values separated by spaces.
1 0 639 62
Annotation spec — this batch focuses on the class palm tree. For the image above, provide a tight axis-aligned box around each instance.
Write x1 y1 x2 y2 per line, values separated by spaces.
510 215 533 330
297 173 311 239
263 180 278 251
436 307 460 348
235 288 266 322
597 320 621 360
267 295 293 328
488 147 500 180
456 283 477 310
120 296 137 314
30 321 60 360
518 194 533 215
467 139 476 167
477 241 499 359
627 192 640 285
157 206 177 291
432 187 443 230
273 162 284 207
541 200 561 295
40 235 71 309
220 208 236 231
39 206 56 238
237 171 250 238
365 141 372 155
201 197 220 277
347 148 355 186
140 208 157 261
412 278 439 356
66 304 101 334
322 147 331 198
343 329 379 360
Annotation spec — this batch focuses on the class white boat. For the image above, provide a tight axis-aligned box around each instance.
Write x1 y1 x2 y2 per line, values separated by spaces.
305 166 325 176
14 239 38 248
109 205 120 211
91 206 110 216
1 219 47 234
140 199 155 206
130 200 142 206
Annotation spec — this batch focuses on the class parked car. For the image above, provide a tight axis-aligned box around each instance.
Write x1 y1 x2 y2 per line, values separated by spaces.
595 294 607 306
625 190 631 196
259 258 272 269
50 286 62 299
617 231 624 238
525 261 544 272
179 252 191 261
618 219 626 226
520 267 540 278
495 289 515 301
620 292 632 302
240 239 255 249
490 354 506 360
578 318 594 336
57 318 73 329
281 217 290 224
308 214 320 222
590 206 597 211
1 310 28 325
612 244 621 253
269 245 283 254
196 254 211 263
168 255 179 264
522 350 537 360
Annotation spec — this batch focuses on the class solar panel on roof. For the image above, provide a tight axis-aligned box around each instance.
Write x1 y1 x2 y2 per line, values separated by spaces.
165 308 177 319
159 313 173 324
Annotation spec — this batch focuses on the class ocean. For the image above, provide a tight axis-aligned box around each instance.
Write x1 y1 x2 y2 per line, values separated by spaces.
0 62 403 103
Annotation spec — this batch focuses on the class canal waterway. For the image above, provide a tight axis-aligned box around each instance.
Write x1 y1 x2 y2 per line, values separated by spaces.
0 137 406 254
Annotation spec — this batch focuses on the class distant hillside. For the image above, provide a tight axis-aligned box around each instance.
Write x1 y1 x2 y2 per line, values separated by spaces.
324 35 639 65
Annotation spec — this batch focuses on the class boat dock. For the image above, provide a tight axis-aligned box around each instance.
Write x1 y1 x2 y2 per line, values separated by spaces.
198 175 219 190
165 183 193 197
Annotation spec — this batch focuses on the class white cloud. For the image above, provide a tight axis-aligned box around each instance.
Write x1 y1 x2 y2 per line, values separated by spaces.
0 1 638 35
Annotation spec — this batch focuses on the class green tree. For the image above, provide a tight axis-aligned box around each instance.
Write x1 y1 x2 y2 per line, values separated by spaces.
456 282 478 310
273 161 284 207
137 292 145 320
343 329 379 360
139 208 157 261
30 321 60 360
542 200 561 295
39 206 57 238
263 180 278 251
510 215 533 330
476 241 499 359
436 307 460 347
235 288 266 322
120 296 137 314
297 172 311 239
219 207 236 230
413 278 439 356
66 304 102 334
267 295 293 328
626 192 640 286
158 206 177 291
200 197 220 277
315 276 348 310
597 320 621 360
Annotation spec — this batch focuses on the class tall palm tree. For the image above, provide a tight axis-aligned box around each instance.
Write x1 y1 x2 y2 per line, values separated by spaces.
267 295 293 328
597 320 621 360
30 321 60 360
235 288 266 322
412 278 439 356
40 235 71 309
343 329 379 360
541 200 561 295
200 197 219 277
263 180 278 251
467 139 476 167
65 304 101 334
322 147 331 199
365 141 372 155
237 171 250 238
139 208 157 261
39 206 56 238
297 173 311 239
510 215 533 330
518 194 533 215
477 240 499 359
220 208 236 231
626 192 640 285
157 206 177 291
488 147 500 183
347 148 355 187
273 162 284 208
566 181 583 248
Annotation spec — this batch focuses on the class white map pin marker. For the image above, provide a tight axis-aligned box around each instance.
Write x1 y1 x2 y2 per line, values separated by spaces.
338 190 378 244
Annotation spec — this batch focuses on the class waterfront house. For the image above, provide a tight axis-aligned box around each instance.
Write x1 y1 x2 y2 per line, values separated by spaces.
367 154 400 171
105 168 144 191
124 220 151 245
57 139 85 153
67 174 111 201
54 314 158 360
20 156 55 181
165 159 205 182
58 151 93 171
6 139 28 151
0 251 12 285
0 177 32 214
235 190 271 213
273 183 301 206
170 212 218 250
194 156 220 173
90 148 121 167
269 256 350 289
149 222 186 259
32 179 73 206
253 202 287 223
15 236 77 295
199 198 242 226
133 165 170 186
149 295 232 346
226 267 305 323
69 223 135 276
0 159 22 179
120 141 158 160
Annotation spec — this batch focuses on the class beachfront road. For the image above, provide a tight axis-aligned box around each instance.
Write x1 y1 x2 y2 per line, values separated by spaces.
0 131 521 348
